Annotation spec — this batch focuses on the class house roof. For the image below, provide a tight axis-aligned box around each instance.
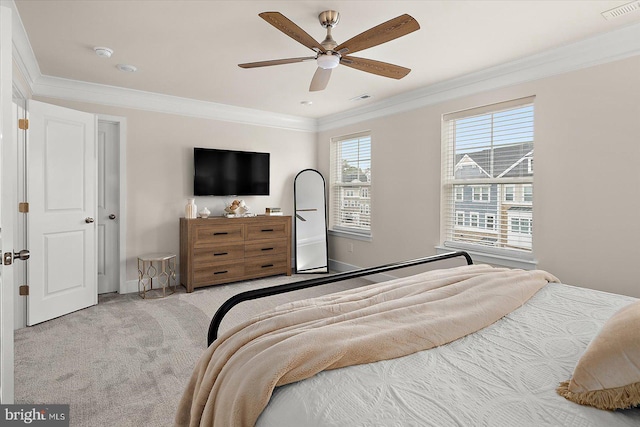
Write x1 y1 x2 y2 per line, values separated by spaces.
455 142 533 179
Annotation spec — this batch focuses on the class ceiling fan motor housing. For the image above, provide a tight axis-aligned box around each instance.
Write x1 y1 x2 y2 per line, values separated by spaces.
318 10 340 28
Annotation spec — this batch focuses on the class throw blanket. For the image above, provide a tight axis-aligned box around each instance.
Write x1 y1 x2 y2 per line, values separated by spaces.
176 264 558 426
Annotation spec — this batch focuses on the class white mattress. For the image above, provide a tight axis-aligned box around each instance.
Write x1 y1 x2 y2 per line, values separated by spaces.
256 282 640 426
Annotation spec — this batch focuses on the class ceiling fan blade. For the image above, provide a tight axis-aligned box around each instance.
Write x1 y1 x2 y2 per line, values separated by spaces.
309 67 331 92
340 56 411 79
335 14 419 55
239 56 316 68
259 12 326 53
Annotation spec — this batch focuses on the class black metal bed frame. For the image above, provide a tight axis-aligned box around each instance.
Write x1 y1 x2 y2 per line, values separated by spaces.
207 251 473 345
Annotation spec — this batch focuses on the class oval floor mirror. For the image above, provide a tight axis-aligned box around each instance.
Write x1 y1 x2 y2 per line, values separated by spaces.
294 169 328 273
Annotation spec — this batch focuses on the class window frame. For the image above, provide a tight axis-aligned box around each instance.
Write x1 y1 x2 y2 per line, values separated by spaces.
440 96 536 266
329 131 372 240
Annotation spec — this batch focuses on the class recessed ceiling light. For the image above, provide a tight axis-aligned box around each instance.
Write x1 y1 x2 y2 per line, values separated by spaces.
93 47 113 58
116 64 137 73
300 100 313 106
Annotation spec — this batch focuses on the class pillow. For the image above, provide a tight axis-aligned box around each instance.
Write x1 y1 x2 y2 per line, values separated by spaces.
557 299 640 410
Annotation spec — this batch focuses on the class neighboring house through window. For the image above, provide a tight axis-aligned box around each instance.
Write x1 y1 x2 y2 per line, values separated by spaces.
330 131 372 238
441 96 535 256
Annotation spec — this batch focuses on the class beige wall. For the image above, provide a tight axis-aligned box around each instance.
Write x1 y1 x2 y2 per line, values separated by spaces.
318 55 640 297
32 98 316 283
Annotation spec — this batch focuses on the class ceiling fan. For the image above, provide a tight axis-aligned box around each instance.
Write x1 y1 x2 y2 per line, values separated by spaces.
239 11 420 91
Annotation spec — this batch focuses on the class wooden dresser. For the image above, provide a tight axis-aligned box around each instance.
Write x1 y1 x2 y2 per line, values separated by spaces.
179 215 291 292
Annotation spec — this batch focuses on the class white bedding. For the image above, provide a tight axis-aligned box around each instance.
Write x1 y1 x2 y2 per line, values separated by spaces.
256 282 640 426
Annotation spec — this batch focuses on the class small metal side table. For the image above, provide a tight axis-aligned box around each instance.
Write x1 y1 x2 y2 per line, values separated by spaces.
137 253 177 299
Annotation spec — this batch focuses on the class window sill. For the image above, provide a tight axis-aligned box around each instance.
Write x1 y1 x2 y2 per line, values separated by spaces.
435 245 537 270
329 229 372 242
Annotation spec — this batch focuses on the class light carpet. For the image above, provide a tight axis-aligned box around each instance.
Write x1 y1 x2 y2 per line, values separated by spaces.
14 274 370 427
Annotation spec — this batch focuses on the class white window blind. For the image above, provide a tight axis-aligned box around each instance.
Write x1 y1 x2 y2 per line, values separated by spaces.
330 131 371 237
441 96 535 254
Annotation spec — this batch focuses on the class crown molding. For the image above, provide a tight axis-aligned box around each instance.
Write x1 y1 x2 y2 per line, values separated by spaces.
32 75 317 132
317 22 640 131
4 0 38 97
7 0 640 134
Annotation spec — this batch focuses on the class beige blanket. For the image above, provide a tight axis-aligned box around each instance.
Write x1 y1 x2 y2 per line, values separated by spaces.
176 264 558 426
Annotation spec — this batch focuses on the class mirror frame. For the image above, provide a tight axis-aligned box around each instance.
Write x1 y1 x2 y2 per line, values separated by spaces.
294 169 329 273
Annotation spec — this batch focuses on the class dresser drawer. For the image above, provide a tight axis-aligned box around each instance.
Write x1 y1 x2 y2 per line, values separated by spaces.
193 242 244 264
194 224 244 247
244 255 289 277
193 262 244 286
244 239 288 259
246 222 288 241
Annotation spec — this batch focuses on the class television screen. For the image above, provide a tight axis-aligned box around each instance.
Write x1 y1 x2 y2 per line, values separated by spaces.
194 148 270 196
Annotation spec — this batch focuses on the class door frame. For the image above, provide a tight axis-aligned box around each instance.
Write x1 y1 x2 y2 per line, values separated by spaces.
1 3 15 403
97 115 127 296
11 113 126 329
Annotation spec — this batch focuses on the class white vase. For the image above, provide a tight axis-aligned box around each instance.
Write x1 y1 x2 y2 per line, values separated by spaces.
185 198 197 219
199 207 210 218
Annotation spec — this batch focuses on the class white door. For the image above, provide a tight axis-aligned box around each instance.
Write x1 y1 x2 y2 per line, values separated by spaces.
27 100 97 326
97 121 119 294
0 4 16 403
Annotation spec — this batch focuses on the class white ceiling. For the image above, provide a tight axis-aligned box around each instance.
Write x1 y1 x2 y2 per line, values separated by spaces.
12 0 640 119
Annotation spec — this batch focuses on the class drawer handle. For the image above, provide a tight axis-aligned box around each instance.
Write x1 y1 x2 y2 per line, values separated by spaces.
213 252 228 256
261 229 274 232
213 232 228 236
261 264 274 269
261 247 274 251
214 270 228 275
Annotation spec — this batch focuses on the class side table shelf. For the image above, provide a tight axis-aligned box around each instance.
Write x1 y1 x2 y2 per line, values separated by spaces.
137 253 177 299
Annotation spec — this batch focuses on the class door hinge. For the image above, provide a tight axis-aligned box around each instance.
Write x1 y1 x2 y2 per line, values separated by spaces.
18 118 29 130
18 202 29 213
19 285 29 296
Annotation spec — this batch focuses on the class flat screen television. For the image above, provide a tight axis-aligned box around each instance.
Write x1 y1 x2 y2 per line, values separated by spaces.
193 147 270 196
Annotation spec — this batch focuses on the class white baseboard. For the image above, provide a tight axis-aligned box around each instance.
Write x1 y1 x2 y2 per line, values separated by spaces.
120 274 182 295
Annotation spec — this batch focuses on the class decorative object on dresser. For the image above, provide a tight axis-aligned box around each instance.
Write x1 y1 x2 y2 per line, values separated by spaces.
179 216 291 292
199 207 210 218
185 198 197 219
265 207 282 216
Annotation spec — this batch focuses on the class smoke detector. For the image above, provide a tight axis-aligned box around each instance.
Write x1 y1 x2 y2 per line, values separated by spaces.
93 47 113 58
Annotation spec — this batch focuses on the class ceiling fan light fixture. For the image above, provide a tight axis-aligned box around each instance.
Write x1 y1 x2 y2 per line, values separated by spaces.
317 54 340 70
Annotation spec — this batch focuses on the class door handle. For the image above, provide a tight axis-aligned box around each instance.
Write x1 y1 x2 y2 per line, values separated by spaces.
85 217 95 223
3 249 30 265
14 250 30 261
108 214 117 220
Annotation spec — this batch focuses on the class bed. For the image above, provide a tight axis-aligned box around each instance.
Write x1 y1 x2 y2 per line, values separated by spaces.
177 251 640 426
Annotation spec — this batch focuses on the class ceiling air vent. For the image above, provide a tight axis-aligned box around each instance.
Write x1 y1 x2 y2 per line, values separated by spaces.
350 94 373 102
601 1 640 20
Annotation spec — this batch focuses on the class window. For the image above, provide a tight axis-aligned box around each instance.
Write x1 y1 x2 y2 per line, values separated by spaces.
485 214 495 230
523 184 533 203
442 96 535 255
330 131 372 237
470 212 479 228
504 185 515 202
454 186 464 201
471 186 490 202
